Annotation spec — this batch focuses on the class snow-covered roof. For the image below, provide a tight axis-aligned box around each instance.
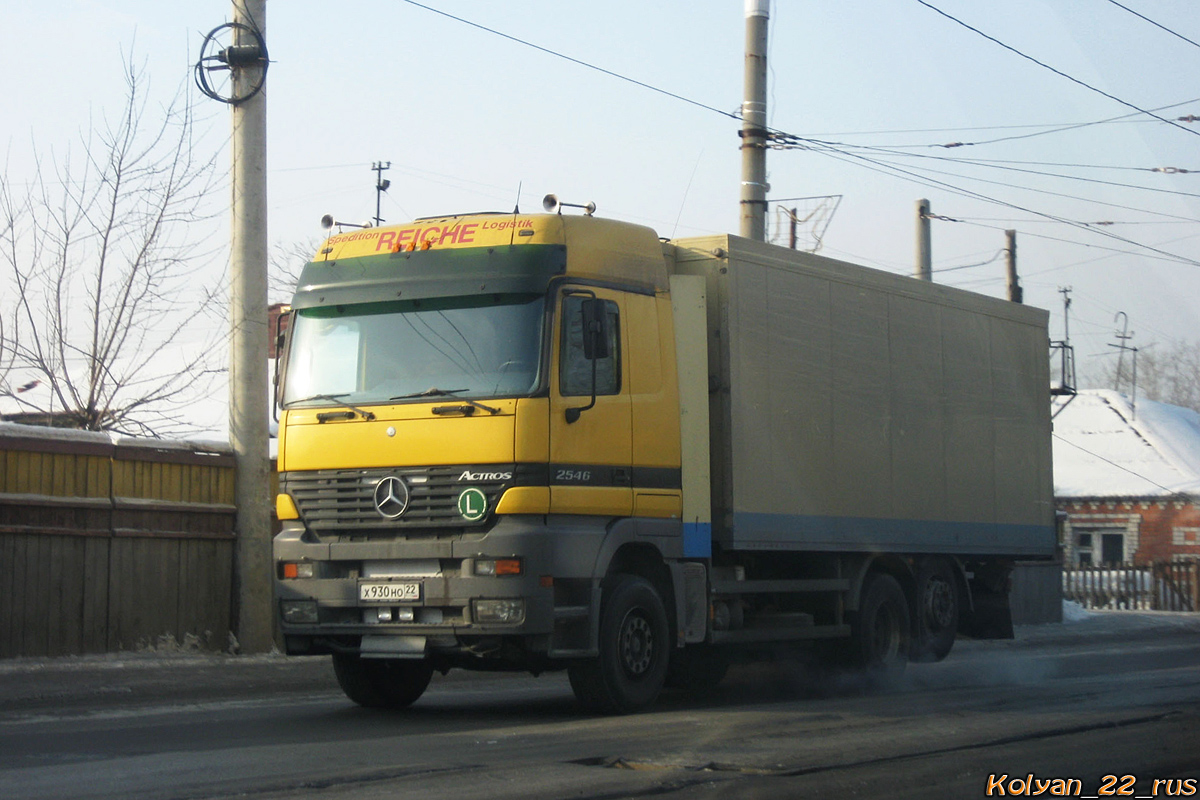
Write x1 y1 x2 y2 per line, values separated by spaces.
1053 389 1200 499
0 420 232 454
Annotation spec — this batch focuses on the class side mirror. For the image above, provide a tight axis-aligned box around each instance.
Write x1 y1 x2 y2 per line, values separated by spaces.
566 297 609 424
273 308 295 419
580 298 610 361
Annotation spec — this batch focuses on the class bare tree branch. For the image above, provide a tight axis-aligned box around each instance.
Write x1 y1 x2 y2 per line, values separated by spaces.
1086 338 1200 415
0 55 224 436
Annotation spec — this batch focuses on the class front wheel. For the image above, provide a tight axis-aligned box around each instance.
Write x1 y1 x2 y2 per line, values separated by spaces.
332 653 433 709
568 575 670 714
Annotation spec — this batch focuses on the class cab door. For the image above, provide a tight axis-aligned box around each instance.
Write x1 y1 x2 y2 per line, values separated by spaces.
548 287 633 516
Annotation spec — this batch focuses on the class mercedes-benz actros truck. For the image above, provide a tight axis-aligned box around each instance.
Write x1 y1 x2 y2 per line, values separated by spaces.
273 207 1054 713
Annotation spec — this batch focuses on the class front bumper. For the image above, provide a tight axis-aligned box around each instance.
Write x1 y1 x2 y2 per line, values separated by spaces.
274 515 596 658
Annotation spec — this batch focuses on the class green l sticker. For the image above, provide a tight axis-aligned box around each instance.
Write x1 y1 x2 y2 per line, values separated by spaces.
458 488 487 522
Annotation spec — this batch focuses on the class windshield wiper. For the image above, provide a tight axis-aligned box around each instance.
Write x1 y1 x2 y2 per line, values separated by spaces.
391 388 499 415
389 388 468 400
289 392 351 405
431 399 501 416
287 393 376 422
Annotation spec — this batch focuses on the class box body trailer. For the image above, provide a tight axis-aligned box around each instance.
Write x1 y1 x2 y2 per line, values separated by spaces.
273 212 1055 712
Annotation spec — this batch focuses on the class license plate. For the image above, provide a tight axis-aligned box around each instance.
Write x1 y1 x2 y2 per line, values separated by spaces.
359 582 420 604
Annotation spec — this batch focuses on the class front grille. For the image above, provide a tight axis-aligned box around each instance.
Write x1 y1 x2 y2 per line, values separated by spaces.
283 465 518 535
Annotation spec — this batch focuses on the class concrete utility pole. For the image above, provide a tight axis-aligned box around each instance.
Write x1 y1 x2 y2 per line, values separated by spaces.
1005 229 1023 303
915 199 932 280
740 0 770 241
229 0 274 653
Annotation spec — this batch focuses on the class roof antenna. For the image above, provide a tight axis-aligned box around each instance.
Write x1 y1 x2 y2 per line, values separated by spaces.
510 182 522 246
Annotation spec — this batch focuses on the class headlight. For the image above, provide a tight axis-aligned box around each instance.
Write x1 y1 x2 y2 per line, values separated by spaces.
472 599 526 624
474 558 522 576
280 600 318 624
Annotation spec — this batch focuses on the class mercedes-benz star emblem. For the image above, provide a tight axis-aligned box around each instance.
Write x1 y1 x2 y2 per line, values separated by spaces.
373 476 410 519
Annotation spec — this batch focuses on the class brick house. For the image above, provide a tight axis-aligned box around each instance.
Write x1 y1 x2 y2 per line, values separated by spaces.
1053 390 1200 567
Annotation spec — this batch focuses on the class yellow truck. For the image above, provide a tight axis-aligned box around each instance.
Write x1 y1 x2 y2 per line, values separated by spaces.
273 209 1055 713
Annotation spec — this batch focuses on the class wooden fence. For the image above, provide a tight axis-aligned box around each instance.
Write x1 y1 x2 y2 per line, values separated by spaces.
0 426 238 658
1062 562 1200 612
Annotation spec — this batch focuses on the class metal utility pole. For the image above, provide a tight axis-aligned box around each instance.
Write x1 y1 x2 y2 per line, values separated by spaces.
1110 312 1138 417
228 0 273 653
372 161 391 227
740 0 769 241
1059 287 1073 345
1050 287 1077 397
1005 229 1023 303
915 199 932 280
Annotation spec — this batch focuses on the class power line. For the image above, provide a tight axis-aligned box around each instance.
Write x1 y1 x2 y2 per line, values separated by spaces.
940 157 1195 173
796 139 1200 267
1102 0 1200 51
1052 433 1178 495
916 0 1200 140
932 249 1005 274
395 0 739 122
1022 230 1200 277
796 139 1200 201
955 217 1196 226
788 138 1200 227
800 99 1200 140
954 219 1200 269
916 98 1200 149
391 1 1200 270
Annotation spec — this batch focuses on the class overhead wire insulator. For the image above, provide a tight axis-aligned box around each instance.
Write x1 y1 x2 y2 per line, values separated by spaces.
194 22 269 105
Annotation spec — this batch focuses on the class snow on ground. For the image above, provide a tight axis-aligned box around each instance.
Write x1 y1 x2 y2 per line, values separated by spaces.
1052 389 1200 498
1061 600 1092 623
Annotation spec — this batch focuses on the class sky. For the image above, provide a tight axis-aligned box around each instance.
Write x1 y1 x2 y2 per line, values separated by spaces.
2 0 1199 435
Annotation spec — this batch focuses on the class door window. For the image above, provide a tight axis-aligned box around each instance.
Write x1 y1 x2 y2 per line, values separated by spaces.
560 295 620 396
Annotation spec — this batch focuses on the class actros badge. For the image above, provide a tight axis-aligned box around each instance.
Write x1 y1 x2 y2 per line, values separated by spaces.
373 476 410 519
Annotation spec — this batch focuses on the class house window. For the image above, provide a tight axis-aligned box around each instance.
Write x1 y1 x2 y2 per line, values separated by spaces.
1076 532 1093 566
1101 533 1125 565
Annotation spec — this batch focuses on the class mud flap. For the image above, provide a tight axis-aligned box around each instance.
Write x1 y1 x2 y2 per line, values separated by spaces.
670 561 708 644
964 582 1014 640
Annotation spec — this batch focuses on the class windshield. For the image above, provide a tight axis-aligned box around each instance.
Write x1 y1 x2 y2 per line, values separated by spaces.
283 294 544 407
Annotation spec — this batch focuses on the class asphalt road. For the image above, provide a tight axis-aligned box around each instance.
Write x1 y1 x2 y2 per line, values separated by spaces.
1 611 1198 800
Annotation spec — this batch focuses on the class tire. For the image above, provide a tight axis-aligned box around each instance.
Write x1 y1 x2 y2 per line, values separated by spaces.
665 646 730 693
568 575 670 714
847 573 911 678
911 557 960 663
332 653 433 709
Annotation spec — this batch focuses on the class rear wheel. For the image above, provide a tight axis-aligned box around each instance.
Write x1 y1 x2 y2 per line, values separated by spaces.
569 575 669 714
847 573 911 678
911 557 959 662
332 654 433 709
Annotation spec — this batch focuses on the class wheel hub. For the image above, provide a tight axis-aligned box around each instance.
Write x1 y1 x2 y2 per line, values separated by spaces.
870 606 901 661
619 611 654 676
924 577 955 629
